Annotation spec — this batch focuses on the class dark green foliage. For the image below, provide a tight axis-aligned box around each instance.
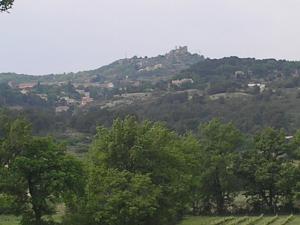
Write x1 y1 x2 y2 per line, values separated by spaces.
0 0 14 12
0 194 15 214
100 91 288 134
192 120 243 214
66 117 300 219
0 83 48 108
66 169 160 225
67 117 192 225
236 128 300 213
0 119 84 225
31 82 81 103
178 57 300 87
1 115 300 224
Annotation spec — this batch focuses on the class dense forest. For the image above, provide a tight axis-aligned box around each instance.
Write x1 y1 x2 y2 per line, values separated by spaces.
1 115 300 225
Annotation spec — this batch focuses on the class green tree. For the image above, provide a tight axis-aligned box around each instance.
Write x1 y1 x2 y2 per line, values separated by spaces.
66 168 160 225
0 119 31 166
237 128 300 213
177 134 203 215
196 119 243 214
0 0 13 12
289 130 300 159
0 119 84 225
70 116 191 225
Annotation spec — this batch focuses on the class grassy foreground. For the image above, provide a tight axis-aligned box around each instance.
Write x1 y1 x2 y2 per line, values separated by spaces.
179 215 300 225
0 210 63 225
1 215 300 225
0 215 19 225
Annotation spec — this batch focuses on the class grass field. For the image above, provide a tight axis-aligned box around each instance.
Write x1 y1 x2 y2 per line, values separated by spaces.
180 215 300 225
1 215 300 225
0 215 20 225
0 206 64 225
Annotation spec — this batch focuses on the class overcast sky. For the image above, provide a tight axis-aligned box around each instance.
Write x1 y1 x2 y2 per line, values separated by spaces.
1 0 300 75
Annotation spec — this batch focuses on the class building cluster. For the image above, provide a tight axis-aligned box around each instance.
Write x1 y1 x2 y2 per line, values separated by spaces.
8 80 99 113
247 83 266 92
15 82 37 94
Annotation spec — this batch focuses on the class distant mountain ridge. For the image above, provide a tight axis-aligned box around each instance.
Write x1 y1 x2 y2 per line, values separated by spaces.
85 46 204 81
0 46 204 84
4 50 300 137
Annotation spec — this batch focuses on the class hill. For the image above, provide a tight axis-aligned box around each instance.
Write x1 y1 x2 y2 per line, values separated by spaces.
0 46 203 84
3 50 300 153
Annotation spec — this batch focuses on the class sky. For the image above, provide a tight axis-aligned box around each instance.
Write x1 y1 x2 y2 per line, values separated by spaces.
1 0 300 75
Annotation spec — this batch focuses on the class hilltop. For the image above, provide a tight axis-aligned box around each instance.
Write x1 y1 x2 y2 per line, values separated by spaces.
3 49 300 153
0 46 204 84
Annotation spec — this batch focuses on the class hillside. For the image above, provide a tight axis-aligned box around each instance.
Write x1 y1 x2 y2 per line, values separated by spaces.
0 46 203 84
3 51 300 153
68 57 300 135
78 46 204 82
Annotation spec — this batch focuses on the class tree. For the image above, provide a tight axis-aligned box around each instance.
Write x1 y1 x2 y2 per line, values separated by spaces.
0 119 84 225
289 130 300 159
69 116 191 225
65 168 160 225
177 134 203 215
0 0 14 12
237 128 300 213
196 119 243 214
0 118 31 166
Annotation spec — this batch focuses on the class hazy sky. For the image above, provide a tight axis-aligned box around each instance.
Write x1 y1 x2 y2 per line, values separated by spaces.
1 0 300 75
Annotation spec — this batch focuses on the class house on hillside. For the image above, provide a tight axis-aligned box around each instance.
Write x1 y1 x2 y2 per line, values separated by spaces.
37 94 48 101
98 82 114 89
81 96 94 106
248 83 266 92
234 71 245 79
17 83 37 94
55 106 70 113
171 78 194 87
60 97 77 105
18 83 37 90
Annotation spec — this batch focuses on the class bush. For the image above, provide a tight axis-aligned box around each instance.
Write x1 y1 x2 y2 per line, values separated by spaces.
0 194 15 214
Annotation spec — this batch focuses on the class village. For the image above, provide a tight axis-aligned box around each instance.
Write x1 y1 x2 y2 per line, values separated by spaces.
5 69 272 115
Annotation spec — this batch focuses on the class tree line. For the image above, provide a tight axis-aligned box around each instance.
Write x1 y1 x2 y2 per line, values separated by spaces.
1 116 300 225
